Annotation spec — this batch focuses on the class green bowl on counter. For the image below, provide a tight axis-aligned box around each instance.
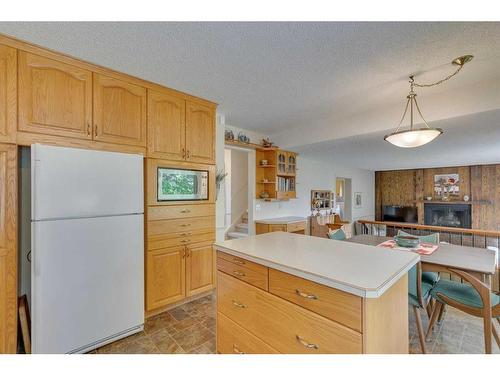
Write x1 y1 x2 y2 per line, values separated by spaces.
394 235 420 248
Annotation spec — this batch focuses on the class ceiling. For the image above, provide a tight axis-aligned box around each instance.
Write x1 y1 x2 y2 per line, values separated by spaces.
0 22 499 168
293 109 500 170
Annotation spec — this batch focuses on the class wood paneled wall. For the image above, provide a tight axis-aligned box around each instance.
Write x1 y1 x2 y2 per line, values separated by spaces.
375 164 500 231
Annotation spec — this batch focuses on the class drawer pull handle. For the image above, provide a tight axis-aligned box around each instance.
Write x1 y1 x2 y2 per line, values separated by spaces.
296 335 319 350
180 239 190 243
295 289 318 300
231 300 246 309
233 259 246 265
180 224 191 227
232 344 245 354
180 209 191 213
233 270 246 277
180 232 192 236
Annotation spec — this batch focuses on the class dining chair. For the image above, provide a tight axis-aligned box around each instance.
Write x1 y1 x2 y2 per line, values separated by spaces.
327 228 347 241
425 268 500 354
408 262 434 354
398 230 440 305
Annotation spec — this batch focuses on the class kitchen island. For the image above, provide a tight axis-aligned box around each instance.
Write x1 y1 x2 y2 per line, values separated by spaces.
214 232 419 354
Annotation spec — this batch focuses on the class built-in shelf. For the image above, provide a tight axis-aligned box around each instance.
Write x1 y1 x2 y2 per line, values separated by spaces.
257 181 276 184
225 139 278 151
257 165 276 168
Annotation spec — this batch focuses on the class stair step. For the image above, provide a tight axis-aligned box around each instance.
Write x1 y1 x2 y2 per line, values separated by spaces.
235 223 248 232
227 231 248 239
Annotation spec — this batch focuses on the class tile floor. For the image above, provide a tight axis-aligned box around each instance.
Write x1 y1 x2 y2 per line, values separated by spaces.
94 292 499 354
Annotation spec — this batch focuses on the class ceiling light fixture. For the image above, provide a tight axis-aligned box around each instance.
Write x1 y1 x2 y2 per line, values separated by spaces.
384 55 473 148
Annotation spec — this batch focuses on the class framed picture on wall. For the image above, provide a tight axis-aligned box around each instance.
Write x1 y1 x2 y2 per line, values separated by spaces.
354 192 362 208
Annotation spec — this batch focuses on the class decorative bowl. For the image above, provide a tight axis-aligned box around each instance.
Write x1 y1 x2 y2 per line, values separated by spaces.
394 235 420 248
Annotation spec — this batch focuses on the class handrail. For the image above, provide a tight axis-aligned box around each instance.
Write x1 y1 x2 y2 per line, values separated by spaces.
357 220 500 238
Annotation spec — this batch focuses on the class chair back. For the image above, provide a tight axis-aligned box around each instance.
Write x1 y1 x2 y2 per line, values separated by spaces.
398 230 439 244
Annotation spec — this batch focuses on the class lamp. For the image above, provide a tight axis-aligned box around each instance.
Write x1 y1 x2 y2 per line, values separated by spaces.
384 55 473 148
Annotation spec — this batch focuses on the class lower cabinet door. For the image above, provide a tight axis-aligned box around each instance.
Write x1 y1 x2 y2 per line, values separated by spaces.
186 242 214 297
146 246 186 311
217 312 279 354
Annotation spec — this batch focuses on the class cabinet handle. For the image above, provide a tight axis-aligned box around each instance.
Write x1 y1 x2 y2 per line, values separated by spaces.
232 270 246 277
295 289 318 300
94 124 98 138
186 150 190 159
182 148 186 159
296 335 318 350
231 300 246 309
180 232 192 236
180 223 191 227
186 248 191 257
182 248 186 258
180 239 190 243
87 123 91 136
233 259 246 265
180 209 191 213
232 344 245 354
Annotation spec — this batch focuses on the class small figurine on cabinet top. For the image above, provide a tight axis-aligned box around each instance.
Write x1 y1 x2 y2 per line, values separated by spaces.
261 137 274 148
224 129 235 141
238 132 250 144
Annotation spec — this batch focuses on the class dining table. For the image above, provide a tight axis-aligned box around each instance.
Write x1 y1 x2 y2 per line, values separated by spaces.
347 234 498 288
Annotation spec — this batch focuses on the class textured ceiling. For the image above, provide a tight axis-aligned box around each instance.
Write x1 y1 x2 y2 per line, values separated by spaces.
0 22 499 164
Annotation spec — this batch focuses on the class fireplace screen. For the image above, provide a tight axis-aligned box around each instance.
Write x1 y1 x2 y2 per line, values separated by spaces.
424 203 471 229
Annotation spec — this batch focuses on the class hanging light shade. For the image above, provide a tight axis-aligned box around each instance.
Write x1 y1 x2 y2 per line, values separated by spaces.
384 55 473 148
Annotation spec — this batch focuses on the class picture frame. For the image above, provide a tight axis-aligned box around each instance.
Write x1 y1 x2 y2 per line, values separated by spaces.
354 192 362 208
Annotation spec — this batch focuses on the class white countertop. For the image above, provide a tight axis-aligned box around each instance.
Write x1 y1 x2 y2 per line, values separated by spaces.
214 232 419 298
254 216 307 225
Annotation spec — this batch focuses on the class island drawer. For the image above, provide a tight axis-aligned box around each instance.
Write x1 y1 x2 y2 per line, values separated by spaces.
217 257 268 290
148 229 215 251
148 204 215 221
217 312 279 354
217 271 362 354
217 251 268 275
148 216 215 236
268 269 363 332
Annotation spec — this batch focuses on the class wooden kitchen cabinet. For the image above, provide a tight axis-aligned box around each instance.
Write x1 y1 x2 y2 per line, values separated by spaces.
0 144 17 353
0 45 16 143
147 89 186 160
93 73 147 147
186 242 215 297
185 101 215 164
146 246 186 310
18 51 93 140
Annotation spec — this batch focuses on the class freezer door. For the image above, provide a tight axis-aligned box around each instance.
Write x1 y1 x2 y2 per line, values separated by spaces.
31 215 144 354
32 144 144 220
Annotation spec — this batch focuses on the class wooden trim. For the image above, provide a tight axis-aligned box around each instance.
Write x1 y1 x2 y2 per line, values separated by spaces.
357 219 500 238
0 33 218 108
225 139 278 151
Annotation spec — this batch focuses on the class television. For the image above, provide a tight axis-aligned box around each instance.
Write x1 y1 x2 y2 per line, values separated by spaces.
383 205 418 223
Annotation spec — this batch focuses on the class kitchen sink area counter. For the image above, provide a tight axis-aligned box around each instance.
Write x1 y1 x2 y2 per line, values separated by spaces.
214 232 420 354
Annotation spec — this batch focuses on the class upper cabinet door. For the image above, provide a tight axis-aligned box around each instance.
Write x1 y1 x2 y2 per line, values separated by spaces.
0 45 16 143
93 73 147 147
18 51 92 140
147 90 185 160
185 101 215 164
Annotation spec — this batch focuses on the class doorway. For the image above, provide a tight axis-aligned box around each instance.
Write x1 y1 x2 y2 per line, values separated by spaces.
335 177 352 221
223 147 254 239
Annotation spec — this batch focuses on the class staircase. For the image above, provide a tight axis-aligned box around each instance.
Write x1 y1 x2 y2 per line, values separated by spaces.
226 212 249 240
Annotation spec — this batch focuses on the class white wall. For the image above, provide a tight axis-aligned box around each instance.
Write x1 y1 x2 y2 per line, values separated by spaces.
253 152 375 222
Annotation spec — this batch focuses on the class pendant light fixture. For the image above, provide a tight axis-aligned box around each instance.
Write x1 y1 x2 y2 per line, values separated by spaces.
384 55 473 148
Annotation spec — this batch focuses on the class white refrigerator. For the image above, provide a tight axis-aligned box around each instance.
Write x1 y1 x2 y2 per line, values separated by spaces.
31 144 145 354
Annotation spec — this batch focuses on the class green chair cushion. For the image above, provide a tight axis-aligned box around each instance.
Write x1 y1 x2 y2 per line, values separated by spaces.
398 230 439 244
328 228 346 241
431 279 500 309
409 280 434 307
422 271 440 285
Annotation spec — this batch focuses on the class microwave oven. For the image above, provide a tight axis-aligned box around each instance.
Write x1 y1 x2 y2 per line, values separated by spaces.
157 167 209 201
